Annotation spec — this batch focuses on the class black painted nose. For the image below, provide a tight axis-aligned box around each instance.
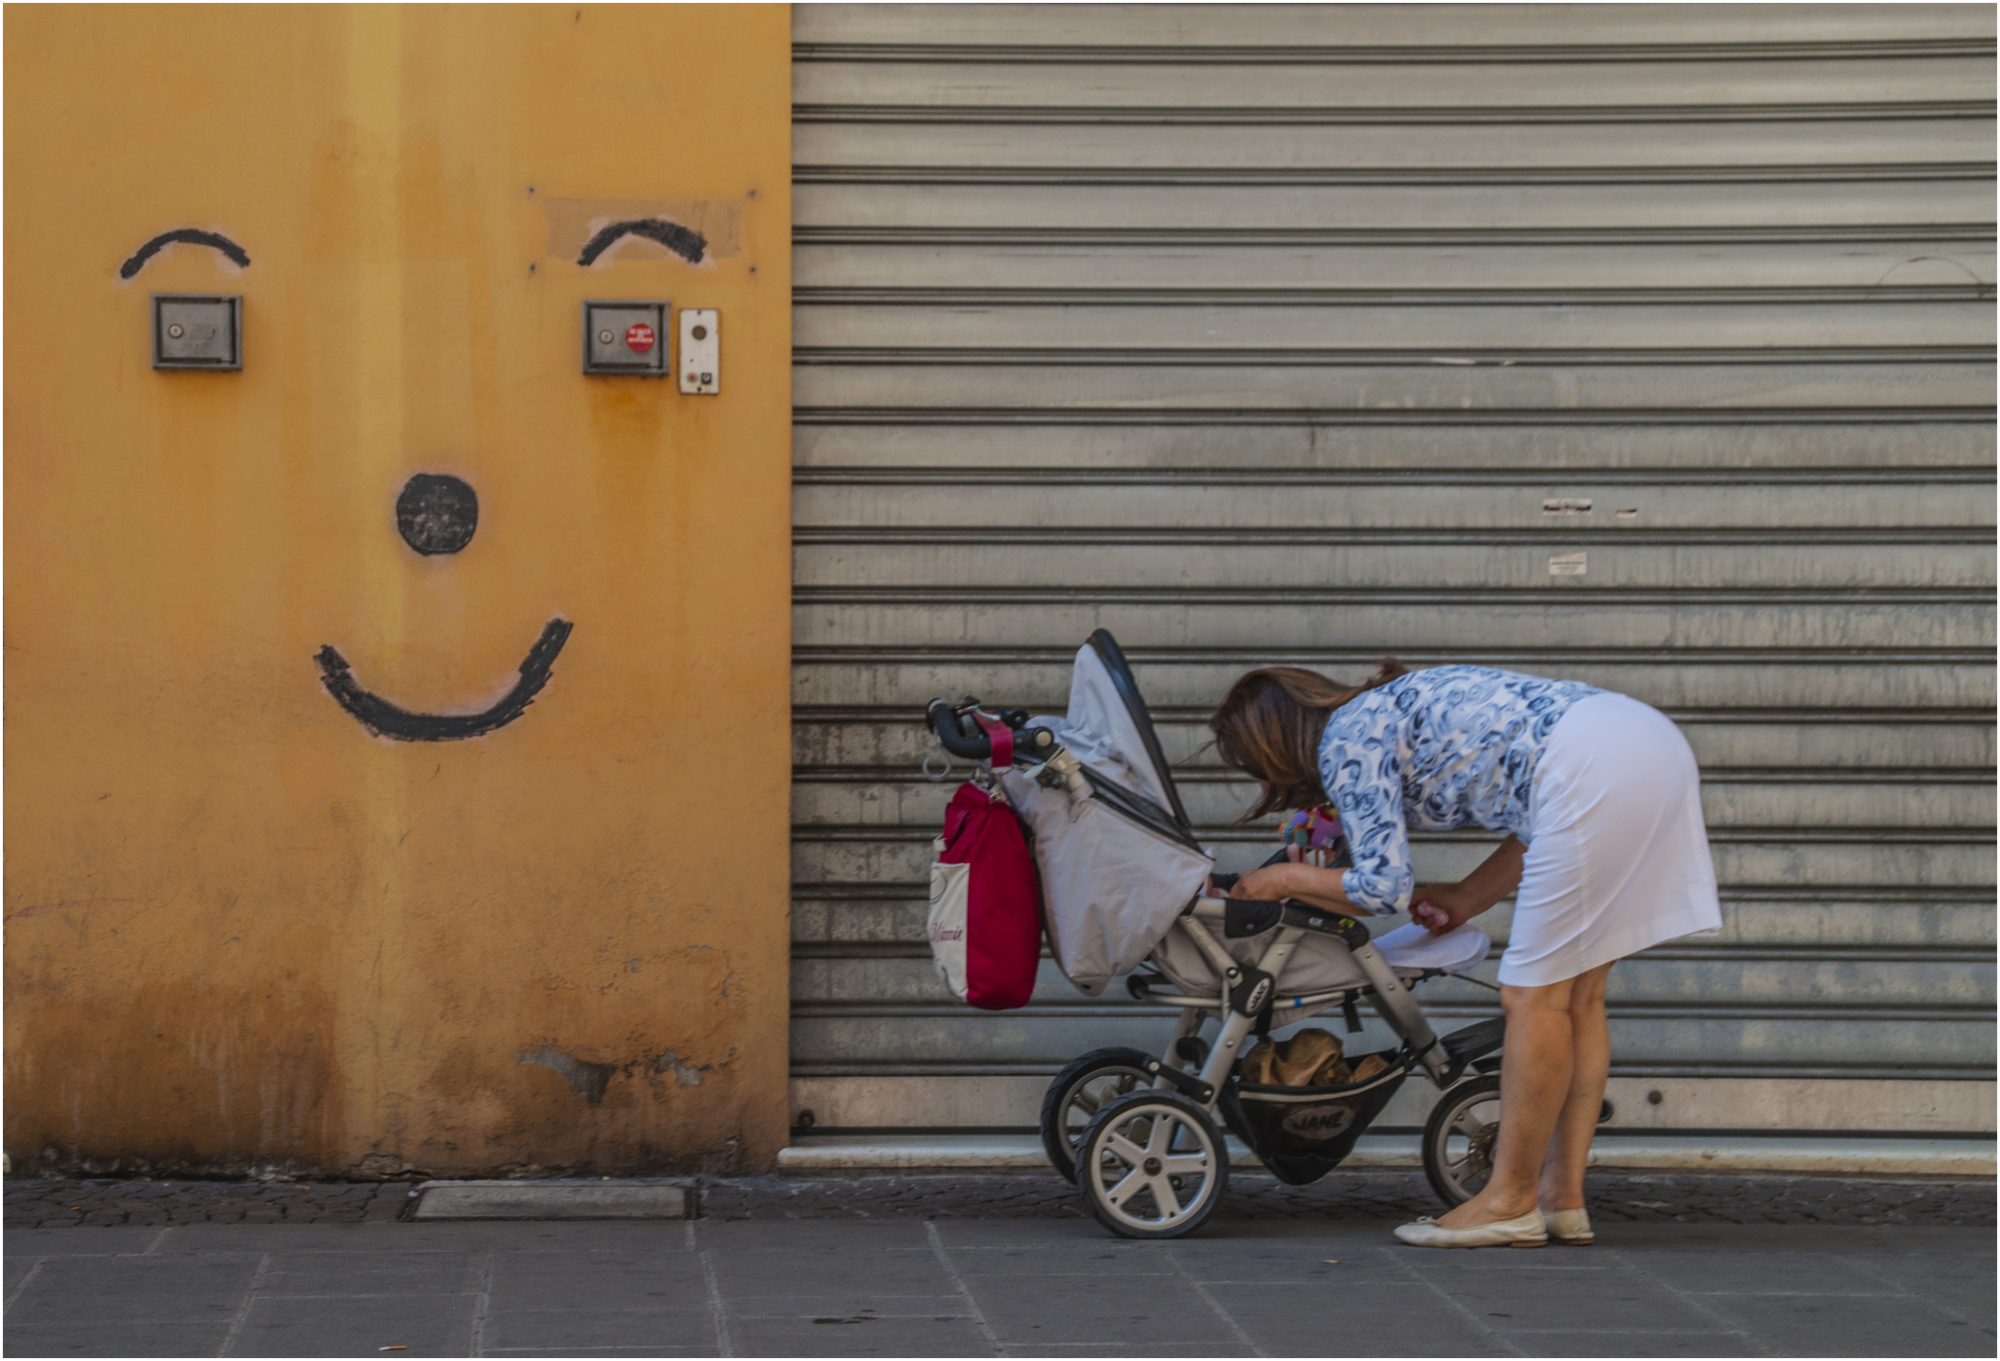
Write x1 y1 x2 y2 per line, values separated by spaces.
396 474 478 555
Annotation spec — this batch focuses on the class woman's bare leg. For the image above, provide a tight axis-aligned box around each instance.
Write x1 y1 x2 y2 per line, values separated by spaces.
1434 976 1576 1228
1539 961 1615 1213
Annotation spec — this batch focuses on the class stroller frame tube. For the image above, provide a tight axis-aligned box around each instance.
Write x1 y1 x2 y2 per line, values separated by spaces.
1194 928 1304 1095
1167 907 1455 1114
1348 939 1450 1082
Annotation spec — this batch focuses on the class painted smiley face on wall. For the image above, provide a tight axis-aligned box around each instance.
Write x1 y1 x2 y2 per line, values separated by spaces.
124 226 594 743
313 470 575 743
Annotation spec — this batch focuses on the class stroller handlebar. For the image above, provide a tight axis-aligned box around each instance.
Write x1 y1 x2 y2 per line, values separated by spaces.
925 699 1058 766
926 700 994 760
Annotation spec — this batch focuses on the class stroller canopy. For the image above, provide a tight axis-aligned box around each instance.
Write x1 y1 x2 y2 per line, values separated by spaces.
1050 633 1204 847
999 632 1215 994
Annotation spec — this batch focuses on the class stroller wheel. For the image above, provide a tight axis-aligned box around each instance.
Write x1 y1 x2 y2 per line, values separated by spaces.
1039 1048 1155 1183
1422 1073 1503 1207
1075 1090 1228 1239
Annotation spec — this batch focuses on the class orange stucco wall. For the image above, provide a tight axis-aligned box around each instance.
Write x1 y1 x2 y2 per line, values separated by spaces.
4 4 793 1177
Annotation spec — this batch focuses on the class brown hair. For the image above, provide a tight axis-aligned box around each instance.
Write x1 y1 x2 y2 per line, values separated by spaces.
1208 660 1409 821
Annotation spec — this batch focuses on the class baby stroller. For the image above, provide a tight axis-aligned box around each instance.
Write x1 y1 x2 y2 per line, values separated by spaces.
926 630 1508 1239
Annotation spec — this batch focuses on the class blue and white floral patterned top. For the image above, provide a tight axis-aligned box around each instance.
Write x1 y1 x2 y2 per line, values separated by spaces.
1319 666 1602 915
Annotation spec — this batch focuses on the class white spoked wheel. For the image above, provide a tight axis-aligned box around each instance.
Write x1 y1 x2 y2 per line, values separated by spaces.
1075 1090 1228 1239
1039 1048 1156 1183
1423 1074 1502 1207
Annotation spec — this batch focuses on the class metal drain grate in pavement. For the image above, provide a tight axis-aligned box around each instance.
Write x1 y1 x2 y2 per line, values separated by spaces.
408 1180 696 1220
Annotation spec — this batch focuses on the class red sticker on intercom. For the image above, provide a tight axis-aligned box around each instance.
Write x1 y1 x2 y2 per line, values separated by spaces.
625 323 656 352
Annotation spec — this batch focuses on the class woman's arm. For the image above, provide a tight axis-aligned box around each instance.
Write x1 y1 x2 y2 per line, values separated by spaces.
1229 860 1361 914
1323 743 1416 915
1409 836 1526 934
1233 734 1415 916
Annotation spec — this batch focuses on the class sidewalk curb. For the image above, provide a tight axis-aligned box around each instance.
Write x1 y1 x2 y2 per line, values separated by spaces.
775 1134 1999 1179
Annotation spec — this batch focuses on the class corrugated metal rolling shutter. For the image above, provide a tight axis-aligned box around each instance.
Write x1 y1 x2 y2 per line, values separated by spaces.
790 4 1996 1137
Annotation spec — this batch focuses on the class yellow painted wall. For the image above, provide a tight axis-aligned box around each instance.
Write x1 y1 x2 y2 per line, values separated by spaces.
4 5 793 1176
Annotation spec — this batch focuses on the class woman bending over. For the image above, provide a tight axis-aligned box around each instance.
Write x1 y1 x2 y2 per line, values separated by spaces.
1211 663 1720 1248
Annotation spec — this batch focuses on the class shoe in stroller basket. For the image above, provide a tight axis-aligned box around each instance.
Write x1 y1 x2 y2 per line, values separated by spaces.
926 630 1508 1238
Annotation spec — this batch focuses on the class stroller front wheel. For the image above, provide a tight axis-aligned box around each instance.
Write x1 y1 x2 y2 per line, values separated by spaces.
1422 1073 1503 1207
1040 1047 1156 1182
1076 1090 1228 1239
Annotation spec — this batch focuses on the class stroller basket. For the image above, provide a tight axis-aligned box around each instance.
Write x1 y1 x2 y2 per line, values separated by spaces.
1223 1053 1411 1186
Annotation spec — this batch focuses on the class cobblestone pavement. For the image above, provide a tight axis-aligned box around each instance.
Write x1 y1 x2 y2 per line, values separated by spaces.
701 1171 1998 1226
8 1170 1992 1228
5 1178 412 1227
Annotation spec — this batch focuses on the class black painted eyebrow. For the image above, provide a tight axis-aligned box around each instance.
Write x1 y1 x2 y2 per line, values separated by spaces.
576 218 706 266
119 228 251 280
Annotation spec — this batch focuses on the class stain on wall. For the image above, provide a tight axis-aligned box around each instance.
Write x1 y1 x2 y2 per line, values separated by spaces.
5 4 794 1177
517 1046 621 1107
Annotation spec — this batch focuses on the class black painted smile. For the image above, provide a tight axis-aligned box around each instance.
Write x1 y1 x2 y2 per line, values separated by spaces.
316 618 574 741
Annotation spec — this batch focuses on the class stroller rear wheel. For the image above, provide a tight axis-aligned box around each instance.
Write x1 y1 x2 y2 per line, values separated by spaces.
1422 1074 1503 1207
1076 1090 1228 1239
1040 1048 1155 1182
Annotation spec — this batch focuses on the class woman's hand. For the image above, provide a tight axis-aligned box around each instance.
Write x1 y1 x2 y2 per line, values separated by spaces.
1228 863 1300 902
1408 881 1481 935
1409 837 1527 934
1229 862 1360 915
1206 844 1306 898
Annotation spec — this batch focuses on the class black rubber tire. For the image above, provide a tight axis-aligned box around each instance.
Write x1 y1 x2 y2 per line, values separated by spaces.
1422 1073 1504 1208
1075 1090 1229 1240
1039 1047 1155 1182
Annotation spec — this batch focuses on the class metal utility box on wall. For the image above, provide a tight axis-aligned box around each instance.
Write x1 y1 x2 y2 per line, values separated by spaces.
152 294 240 370
679 308 719 394
582 300 668 377
6 5 794 1179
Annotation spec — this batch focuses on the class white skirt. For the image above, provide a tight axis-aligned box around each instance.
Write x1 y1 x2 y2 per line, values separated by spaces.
1498 692 1722 988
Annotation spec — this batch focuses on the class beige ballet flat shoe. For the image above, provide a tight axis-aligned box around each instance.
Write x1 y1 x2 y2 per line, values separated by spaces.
1393 1209 1548 1249
1544 1207 1594 1244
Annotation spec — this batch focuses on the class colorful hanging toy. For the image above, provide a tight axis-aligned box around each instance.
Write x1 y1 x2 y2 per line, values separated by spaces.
1279 805 1344 867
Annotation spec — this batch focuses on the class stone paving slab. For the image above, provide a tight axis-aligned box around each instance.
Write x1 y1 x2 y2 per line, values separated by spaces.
2 1218 1991 1358
7 1170 1993 1229
412 1181 694 1220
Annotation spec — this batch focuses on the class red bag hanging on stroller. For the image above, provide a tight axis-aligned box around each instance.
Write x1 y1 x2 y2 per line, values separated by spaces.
928 771 1045 1012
